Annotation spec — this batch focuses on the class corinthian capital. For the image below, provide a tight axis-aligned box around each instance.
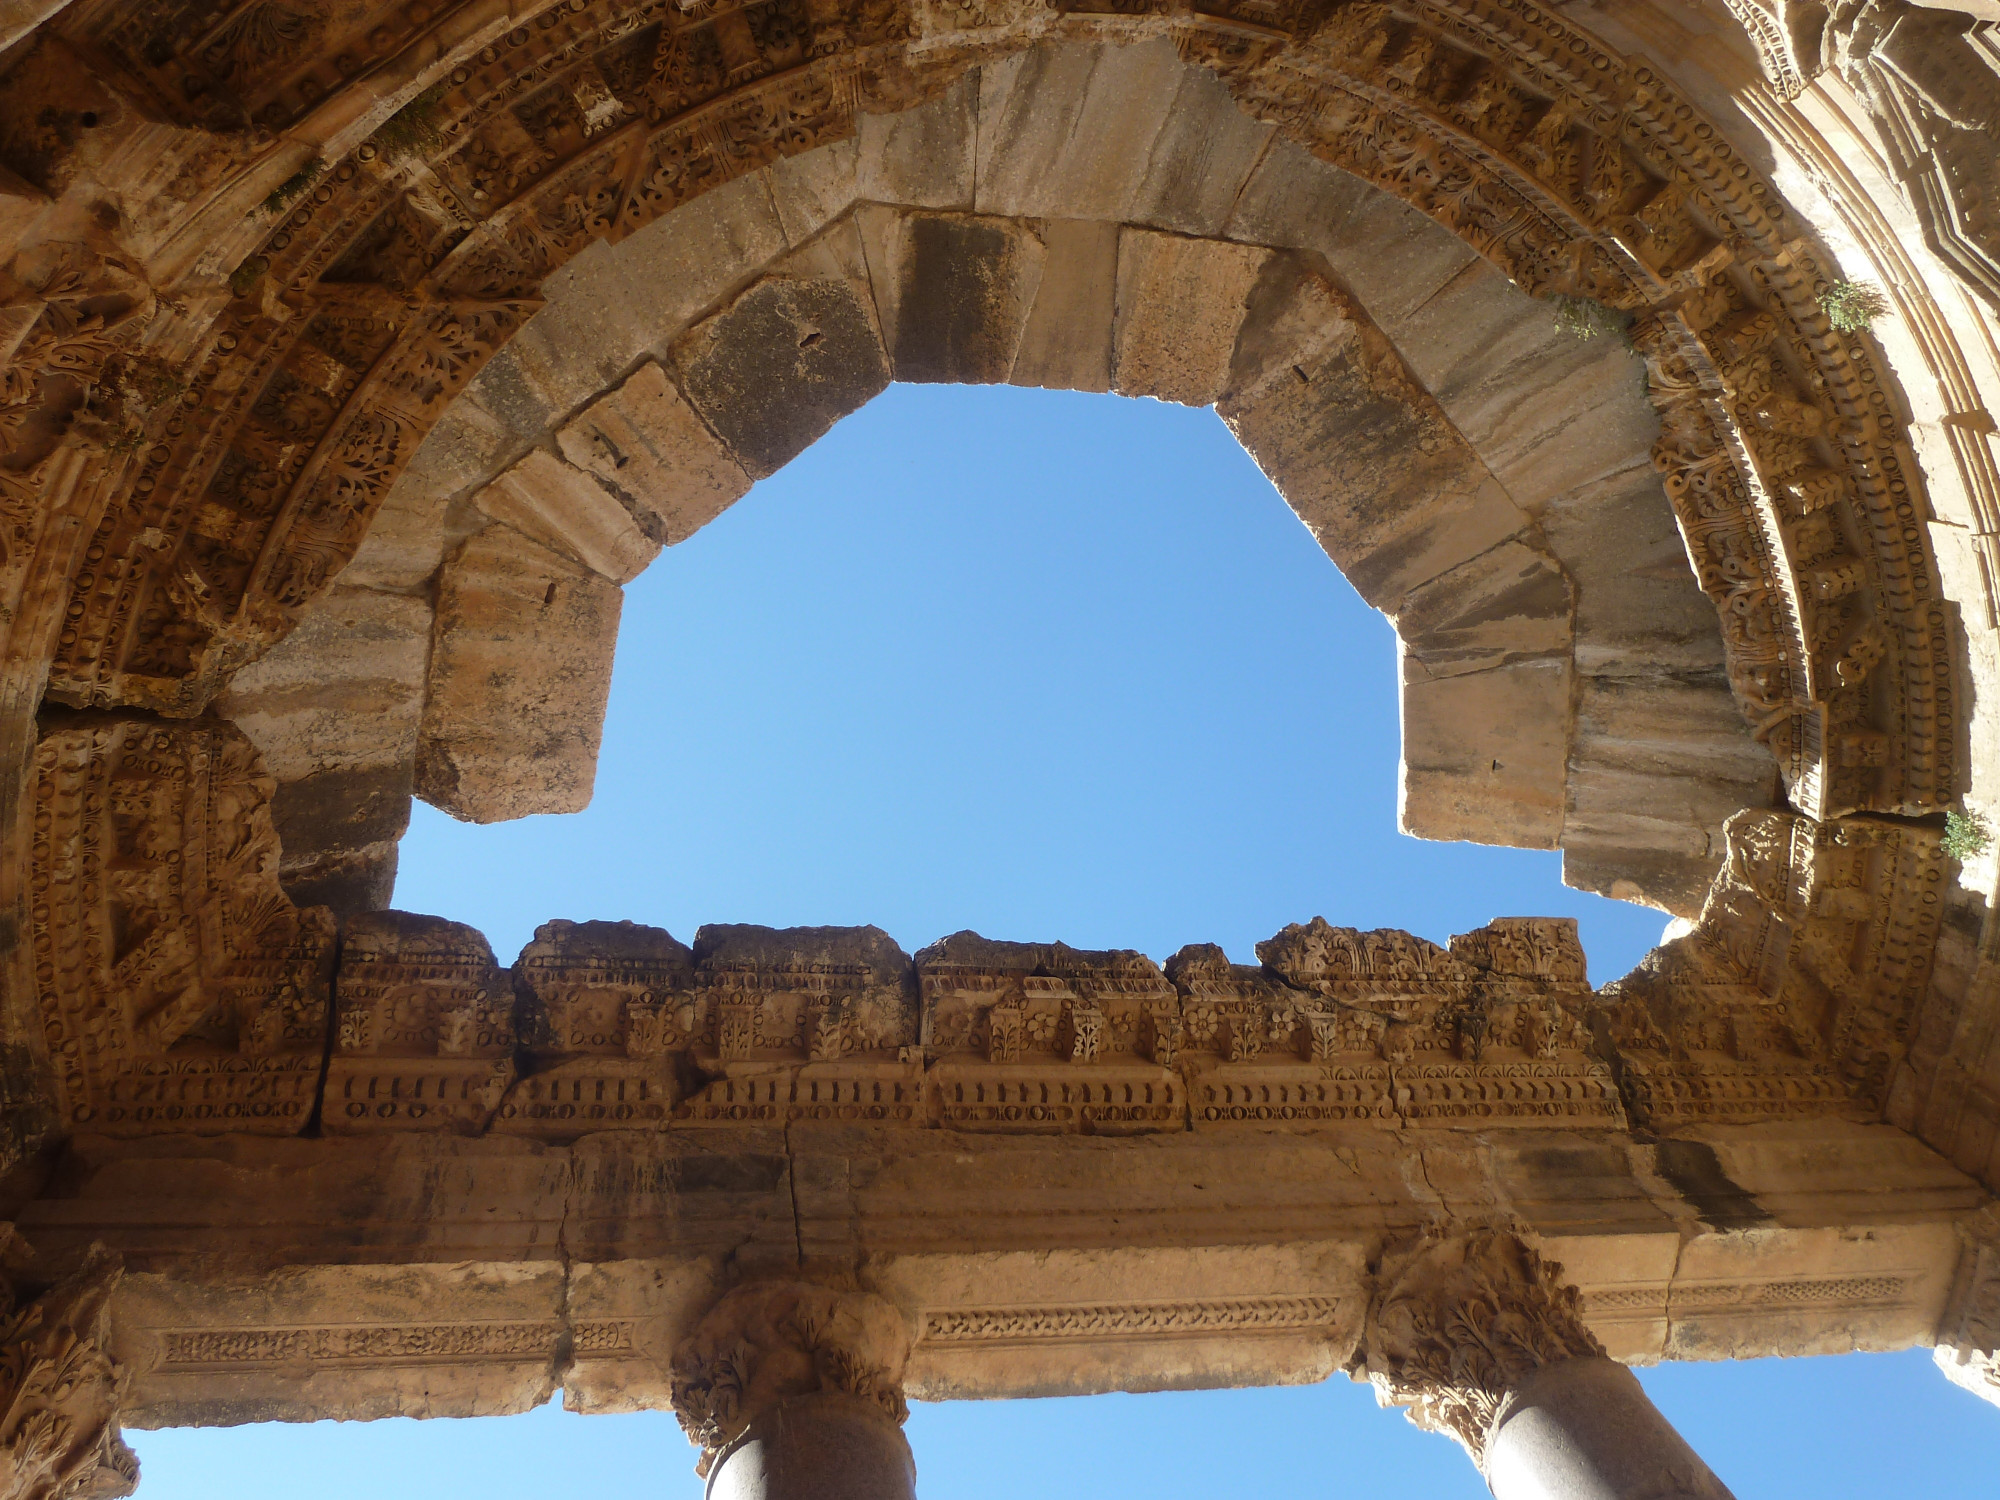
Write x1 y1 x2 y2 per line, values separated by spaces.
0 1241 137 1500
667 1282 911 1477
1363 1229 1605 1464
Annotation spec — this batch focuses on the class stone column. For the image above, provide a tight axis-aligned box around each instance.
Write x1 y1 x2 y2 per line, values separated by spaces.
1363 1230 1734 1500
0 1237 137 1500
668 1282 915 1500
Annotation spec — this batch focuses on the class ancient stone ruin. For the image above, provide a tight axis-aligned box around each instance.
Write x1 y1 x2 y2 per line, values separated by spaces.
2 0 1999 1495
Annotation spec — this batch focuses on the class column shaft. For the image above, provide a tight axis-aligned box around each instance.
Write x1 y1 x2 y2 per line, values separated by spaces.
708 1392 918 1500
1484 1356 1734 1500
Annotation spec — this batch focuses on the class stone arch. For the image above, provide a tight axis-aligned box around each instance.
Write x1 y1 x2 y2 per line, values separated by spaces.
216 40 1774 920
1 0 1955 844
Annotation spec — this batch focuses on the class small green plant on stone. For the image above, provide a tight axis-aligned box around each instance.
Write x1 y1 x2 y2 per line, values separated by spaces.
1552 295 1630 345
1818 280 1891 333
1943 809 1992 862
262 158 323 216
372 83 448 159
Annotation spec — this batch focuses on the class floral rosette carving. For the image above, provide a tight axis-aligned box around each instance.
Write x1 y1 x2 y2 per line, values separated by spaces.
668 1282 911 1476
1364 1229 1605 1464
0 1240 137 1500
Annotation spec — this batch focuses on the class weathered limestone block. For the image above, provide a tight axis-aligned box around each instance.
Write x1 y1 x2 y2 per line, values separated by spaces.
1112 229 1267 406
669 1282 913 1485
27 715 335 1136
213 584 430 916
416 525 621 824
1008 219 1119 392
555 362 751 548
1222 138 1375 257
855 69 976 211
974 41 1185 223
326 912 516 1136
1218 289 1529 612
1562 673 1782 915
338 398 515 593
0 1242 137 1500
1399 656 1571 850
474 449 660 585
599 171 794 341
1215 917 1614 1128
114 1259 570 1426
673 274 890 477
1382 261 1661 513
765 138 861 244
1127 60 1275 238
1395 541 1573 680
1167 939 1396 1127
861 209 1045 385
681 926 921 1125
886 1240 1362 1401
499 919 695 1139
918 934 1184 1134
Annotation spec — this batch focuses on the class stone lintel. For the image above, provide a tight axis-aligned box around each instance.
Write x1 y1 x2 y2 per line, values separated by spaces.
10 1121 1975 1428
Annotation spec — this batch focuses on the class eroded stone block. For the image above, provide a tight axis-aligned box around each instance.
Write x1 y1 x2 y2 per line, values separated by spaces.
679 924 921 1124
1222 137 1373 254
214 584 429 916
1113 230 1267 406
856 70 976 210
475 448 660 585
673 274 889 477
556 360 751 548
1396 540 1573 680
1010 219 1118 392
1220 317 1528 610
417 525 621 824
975 40 1184 222
326 911 516 1136
864 210 1045 384
500 920 696 1139
1130 61 1275 237
1400 655 1570 849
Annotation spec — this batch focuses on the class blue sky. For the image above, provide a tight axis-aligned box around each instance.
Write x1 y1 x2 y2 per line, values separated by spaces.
134 384 1998 1493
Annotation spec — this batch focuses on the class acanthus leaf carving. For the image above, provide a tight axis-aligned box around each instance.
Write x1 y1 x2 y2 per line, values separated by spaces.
1364 1228 1605 1465
668 1282 911 1477
0 1238 137 1500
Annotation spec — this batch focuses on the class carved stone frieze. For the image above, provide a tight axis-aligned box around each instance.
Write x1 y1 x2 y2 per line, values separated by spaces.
25 715 334 1135
324 910 515 1134
499 918 693 1138
13 706 1921 1145
1364 1228 1605 1464
1594 807 1943 1128
682 923 923 1123
919 933 1183 1133
0 1237 136 1500
668 1281 911 1477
